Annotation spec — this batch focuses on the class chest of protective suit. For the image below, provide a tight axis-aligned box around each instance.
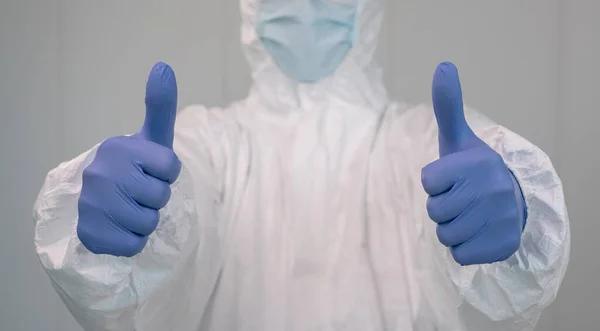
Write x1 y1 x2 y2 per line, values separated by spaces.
193 105 424 331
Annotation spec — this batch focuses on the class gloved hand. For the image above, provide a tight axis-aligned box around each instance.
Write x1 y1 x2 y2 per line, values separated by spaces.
421 62 527 266
77 62 181 257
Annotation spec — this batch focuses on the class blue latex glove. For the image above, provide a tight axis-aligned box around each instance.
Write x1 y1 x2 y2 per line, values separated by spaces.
421 62 527 266
77 62 181 257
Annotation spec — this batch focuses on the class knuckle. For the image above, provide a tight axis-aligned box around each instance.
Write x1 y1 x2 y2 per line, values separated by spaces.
121 236 147 257
451 247 470 266
77 225 106 255
451 244 483 266
81 165 103 183
427 199 442 222
76 224 92 245
436 224 453 247
426 197 434 215
489 150 504 164
125 207 159 236
83 244 104 255
96 136 135 164
141 209 160 234
164 152 182 178
493 235 521 263
98 136 123 153
120 206 158 236
421 169 437 194
157 183 172 207
503 232 522 256
77 195 93 211
420 166 431 187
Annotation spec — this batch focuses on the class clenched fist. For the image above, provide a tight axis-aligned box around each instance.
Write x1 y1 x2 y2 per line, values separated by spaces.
77 62 181 257
421 62 527 266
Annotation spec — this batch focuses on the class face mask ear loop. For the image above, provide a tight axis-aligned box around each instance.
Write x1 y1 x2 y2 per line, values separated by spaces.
352 0 364 45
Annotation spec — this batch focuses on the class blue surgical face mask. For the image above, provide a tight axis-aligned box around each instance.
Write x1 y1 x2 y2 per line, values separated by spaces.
257 0 358 83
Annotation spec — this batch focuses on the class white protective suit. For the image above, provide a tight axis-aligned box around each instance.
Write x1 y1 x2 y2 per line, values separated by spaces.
34 0 570 330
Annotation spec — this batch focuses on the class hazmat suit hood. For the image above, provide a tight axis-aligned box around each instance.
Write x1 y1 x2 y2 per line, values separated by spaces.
239 0 388 110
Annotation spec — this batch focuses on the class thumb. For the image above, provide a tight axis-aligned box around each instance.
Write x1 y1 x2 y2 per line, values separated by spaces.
139 62 178 149
432 62 479 156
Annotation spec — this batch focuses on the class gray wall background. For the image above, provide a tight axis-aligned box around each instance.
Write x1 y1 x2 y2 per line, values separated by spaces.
0 0 596 330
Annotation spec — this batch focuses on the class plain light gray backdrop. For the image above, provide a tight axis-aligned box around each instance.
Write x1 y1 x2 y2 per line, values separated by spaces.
0 0 597 330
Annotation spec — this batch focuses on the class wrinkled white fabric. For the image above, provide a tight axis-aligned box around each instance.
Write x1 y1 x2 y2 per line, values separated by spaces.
34 0 570 330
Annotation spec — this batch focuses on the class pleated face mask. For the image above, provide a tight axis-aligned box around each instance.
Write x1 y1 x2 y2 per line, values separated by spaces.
257 0 359 83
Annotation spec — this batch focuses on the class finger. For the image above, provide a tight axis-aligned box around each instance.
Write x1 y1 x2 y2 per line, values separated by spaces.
421 150 472 196
139 62 178 149
109 193 160 237
426 179 477 223
77 197 149 257
432 62 478 156
128 138 182 184
125 171 172 209
434 198 487 247
77 220 148 257
450 221 521 266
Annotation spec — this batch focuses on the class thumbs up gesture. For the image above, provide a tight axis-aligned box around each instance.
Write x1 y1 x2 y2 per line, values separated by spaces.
421 62 526 266
77 62 182 257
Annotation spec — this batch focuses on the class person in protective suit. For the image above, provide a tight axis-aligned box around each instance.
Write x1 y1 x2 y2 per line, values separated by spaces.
34 0 570 330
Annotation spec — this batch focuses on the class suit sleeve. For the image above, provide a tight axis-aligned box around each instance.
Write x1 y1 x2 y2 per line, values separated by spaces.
33 105 224 331
399 104 570 331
